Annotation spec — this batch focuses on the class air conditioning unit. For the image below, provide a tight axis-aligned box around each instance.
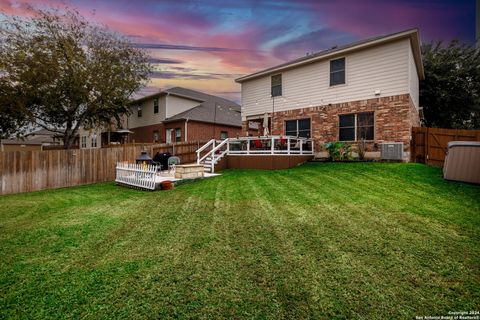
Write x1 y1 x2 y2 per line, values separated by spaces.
380 142 404 160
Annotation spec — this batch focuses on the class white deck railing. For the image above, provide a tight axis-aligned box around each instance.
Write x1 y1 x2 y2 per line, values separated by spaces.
196 136 314 172
226 136 314 155
115 162 158 190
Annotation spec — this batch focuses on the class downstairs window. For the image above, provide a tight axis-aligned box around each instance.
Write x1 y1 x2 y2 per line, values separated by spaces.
339 112 374 141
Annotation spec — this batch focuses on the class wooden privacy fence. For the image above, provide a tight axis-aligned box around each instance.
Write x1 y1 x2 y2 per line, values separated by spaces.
411 127 480 167
152 141 204 164
0 141 205 195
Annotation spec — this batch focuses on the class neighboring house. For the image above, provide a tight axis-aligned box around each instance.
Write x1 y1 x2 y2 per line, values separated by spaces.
236 29 424 159
26 129 63 146
78 127 102 149
0 129 65 151
124 87 245 143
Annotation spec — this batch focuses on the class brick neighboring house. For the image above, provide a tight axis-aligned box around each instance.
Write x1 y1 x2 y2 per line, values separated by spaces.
123 87 247 143
235 29 424 159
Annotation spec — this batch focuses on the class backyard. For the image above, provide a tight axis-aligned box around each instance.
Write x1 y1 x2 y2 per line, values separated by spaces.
0 162 479 319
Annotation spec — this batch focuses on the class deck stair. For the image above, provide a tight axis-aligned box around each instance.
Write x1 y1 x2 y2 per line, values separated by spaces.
196 139 228 173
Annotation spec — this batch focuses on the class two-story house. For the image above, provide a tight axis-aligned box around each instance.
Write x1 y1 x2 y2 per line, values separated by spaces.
236 29 424 159
124 87 245 143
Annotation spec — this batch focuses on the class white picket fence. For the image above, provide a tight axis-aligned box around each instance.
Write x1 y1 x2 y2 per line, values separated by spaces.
115 162 158 190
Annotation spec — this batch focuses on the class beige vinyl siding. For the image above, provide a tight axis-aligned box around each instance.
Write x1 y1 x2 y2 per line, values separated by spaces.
127 96 166 128
241 39 411 119
408 45 419 109
165 95 200 118
78 127 102 149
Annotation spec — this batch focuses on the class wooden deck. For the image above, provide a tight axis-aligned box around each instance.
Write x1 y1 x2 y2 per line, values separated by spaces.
217 154 313 170
197 136 314 172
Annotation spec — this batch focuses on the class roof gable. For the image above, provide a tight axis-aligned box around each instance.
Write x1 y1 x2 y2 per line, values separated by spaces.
235 28 424 83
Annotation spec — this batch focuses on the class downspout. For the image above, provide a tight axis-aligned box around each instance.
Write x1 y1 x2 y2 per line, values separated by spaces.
185 118 189 142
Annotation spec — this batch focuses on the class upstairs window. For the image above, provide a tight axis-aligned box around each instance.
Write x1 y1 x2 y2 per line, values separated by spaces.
137 106 142 118
330 57 345 86
285 118 311 138
339 112 374 141
271 74 282 97
153 99 159 114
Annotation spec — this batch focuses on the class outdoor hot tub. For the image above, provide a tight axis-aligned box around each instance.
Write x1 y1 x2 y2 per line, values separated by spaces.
443 141 480 184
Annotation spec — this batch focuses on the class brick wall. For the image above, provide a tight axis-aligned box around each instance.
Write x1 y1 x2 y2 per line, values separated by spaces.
130 120 243 143
243 94 420 154
186 121 243 141
130 123 166 143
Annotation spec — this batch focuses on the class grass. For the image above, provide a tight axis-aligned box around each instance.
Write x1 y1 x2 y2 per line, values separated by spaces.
0 162 479 319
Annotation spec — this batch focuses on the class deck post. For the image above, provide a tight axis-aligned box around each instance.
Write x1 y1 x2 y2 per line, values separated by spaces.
300 140 303 154
247 139 250 155
287 137 290 155
271 137 274 154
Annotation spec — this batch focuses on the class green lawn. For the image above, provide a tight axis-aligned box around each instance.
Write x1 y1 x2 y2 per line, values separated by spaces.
0 163 479 319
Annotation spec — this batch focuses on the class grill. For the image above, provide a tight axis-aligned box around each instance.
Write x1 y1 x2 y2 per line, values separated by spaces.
153 152 171 171
136 151 154 166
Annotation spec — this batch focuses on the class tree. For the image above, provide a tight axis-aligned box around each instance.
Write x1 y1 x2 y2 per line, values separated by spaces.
420 41 480 129
0 7 151 147
0 78 30 139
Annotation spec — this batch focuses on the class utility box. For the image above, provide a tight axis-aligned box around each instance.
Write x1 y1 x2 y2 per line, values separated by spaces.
380 142 404 160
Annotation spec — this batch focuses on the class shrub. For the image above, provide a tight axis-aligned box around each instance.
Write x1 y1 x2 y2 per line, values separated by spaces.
323 141 352 161
357 138 367 160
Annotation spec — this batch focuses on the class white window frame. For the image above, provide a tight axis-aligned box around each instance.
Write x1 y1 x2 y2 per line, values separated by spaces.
175 128 181 142
339 112 374 141
81 136 87 148
329 57 346 87
271 74 282 97
91 135 97 148
284 118 311 138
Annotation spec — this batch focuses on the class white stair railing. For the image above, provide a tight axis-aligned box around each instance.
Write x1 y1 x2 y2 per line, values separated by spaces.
197 139 215 164
197 138 229 173
209 138 229 173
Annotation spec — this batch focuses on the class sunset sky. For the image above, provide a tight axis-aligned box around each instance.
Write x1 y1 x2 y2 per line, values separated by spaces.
0 0 475 102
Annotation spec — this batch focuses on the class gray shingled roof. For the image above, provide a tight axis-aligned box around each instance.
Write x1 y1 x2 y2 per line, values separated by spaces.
159 87 242 127
236 28 423 82
1 139 43 145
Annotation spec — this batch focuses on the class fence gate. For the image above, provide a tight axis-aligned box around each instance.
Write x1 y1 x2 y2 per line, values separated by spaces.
411 127 480 167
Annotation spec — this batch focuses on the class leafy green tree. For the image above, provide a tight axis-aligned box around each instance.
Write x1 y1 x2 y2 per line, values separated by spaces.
420 41 480 129
0 7 151 147
0 78 30 138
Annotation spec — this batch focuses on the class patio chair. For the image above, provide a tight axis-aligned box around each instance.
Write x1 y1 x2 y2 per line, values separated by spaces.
253 139 262 149
167 156 181 173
